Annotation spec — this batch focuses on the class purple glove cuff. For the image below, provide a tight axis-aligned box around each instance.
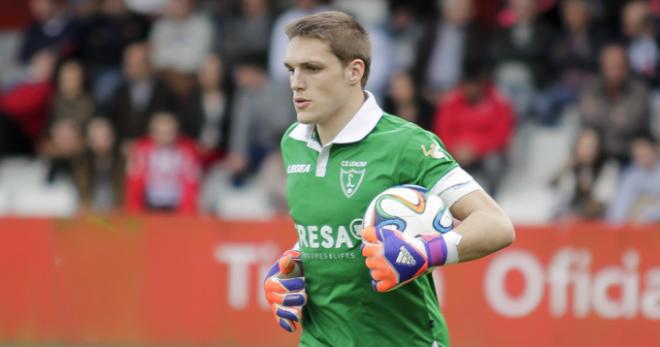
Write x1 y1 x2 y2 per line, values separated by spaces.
421 234 447 267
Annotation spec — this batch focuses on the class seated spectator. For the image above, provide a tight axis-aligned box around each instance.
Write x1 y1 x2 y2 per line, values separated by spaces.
227 52 293 184
0 50 55 157
180 53 233 169
150 0 214 100
385 3 423 73
413 0 485 103
606 134 660 224
49 60 95 131
39 60 93 183
39 117 84 183
580 43 649 164
73 117 125 212
553 128 619 220
76 0 151 106
106 42 176 149
268 0 331 82
216 0 272 71
433 62 515 195
382 71 434 131
124 111 201 214
534 0 603 126
490 0 556 117
19 0 78 64
622 0 659 88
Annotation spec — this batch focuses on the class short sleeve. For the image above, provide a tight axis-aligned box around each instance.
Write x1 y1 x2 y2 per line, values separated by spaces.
398 128 483 207
398 128 459 189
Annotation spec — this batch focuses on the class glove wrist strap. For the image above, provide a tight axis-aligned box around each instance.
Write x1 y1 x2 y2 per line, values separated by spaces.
423 230 462 267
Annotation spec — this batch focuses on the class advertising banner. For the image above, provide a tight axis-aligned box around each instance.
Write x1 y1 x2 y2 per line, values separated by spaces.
0 217 658 346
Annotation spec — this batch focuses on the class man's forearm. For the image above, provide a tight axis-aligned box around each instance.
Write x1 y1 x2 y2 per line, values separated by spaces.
453 209 515 263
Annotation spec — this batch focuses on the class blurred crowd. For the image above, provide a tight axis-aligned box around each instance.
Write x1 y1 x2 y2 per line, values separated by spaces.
0 0 659 224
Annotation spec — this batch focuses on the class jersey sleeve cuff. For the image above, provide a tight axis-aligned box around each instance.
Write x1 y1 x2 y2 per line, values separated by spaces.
429 167 483 207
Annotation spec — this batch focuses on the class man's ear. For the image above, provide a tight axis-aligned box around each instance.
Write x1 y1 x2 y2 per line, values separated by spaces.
346 59 365 86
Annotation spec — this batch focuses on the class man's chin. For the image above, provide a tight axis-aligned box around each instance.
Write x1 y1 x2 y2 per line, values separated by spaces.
296 112 315 124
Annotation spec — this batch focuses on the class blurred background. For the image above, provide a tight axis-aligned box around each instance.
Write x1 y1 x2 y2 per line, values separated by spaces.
0 0 659 346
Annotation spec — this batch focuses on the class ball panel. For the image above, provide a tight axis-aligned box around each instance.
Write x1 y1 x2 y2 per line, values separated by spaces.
363 185 452 238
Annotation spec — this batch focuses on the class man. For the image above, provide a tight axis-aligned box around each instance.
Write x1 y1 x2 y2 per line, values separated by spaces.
580 43 649 164
124 111 200 214
433 60 515 196
264 11 515 347
606 134 660 224
106 42 176 149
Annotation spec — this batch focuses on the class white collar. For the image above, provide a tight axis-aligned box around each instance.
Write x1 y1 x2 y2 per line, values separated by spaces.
289 91 383 150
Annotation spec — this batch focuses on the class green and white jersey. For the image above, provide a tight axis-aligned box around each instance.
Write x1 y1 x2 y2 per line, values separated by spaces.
281 91 481 347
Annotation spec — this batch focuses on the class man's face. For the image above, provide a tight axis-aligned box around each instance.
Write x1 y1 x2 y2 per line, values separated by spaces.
600 46 628 86
284 37 353 126
150 114 179 147
123 44 150 80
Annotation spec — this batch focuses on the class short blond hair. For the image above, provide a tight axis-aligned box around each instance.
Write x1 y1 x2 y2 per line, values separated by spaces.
285 11 371 88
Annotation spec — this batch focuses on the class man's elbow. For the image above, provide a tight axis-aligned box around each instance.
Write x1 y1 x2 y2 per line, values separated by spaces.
498 215 516 249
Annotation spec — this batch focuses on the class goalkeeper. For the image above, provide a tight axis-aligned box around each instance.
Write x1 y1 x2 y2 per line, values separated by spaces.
263 11 515 347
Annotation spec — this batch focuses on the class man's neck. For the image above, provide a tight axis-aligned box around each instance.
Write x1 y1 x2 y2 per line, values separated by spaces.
316 90 366 146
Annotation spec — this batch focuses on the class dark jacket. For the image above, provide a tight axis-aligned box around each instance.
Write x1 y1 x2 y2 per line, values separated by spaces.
105 78 176 141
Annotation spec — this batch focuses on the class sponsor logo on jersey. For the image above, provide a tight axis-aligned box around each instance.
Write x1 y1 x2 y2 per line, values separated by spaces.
339 161 367 198
295 218 363 250
421 143 446 159
287 164 311 174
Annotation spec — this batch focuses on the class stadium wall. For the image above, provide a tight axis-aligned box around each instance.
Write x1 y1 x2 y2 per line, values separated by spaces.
0 216 658 346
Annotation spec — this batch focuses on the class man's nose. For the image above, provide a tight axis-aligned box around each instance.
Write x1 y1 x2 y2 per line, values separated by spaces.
290 70 305 91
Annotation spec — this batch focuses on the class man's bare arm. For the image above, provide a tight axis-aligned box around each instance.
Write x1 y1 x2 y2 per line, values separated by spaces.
449 189 516 262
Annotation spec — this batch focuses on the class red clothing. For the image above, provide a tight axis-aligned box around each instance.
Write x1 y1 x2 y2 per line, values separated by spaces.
433 85 515 158
125 137 201 214
0 81 53 140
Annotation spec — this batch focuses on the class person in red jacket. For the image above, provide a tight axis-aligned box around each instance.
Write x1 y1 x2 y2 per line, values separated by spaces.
433 61 515 195
0 50 55 157
124 111 201 214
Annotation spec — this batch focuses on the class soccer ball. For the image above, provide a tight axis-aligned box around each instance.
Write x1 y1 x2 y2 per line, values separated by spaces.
363 184 453 237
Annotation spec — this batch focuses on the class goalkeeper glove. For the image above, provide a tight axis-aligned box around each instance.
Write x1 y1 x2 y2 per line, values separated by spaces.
361 226 453 292
263 249 306 332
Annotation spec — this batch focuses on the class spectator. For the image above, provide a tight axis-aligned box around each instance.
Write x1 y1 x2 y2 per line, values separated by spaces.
490 0 556 117
606 134 660 224
0 51 56 157
19 0 78 64
534 0 603 126
227 52 293 184
553 128 619 220
125 111 201 214
150 0 214 100
382 70 434 131
180 53 233 169
106 42 176 148
216 0 273 71
268 0 331 82
384 3 423 72
38 60 94 182
580 43 649 164
70 0 100 19
622 0 659 87
50 60 95 131
40 117 84 183
413 0 485 102
433 62 515 195
73 117 125 212
76 0 151 105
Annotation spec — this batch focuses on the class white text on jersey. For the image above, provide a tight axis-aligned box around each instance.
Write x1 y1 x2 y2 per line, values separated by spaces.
287 164 311 174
